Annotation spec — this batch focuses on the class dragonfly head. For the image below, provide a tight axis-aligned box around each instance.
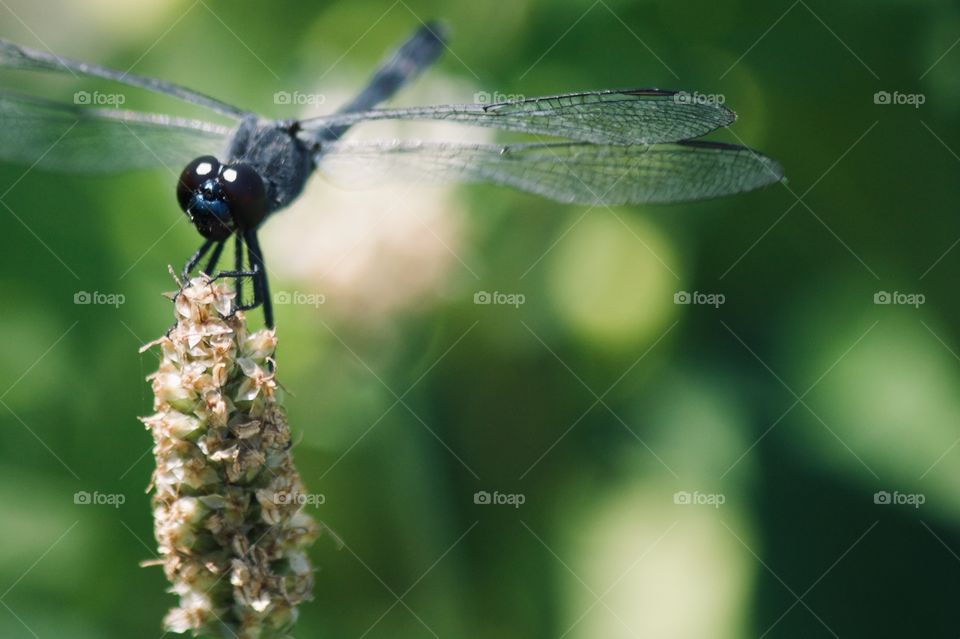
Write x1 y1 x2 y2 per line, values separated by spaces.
177 156 267 240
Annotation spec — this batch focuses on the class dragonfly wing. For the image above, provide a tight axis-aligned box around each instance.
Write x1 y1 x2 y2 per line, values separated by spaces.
317 139 784 205
0 91 233 173
0 38 247 119
298 89 735 145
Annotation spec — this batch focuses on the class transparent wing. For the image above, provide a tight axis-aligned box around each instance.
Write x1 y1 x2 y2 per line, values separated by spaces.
0 38 247 118
298 89 736 145
0 91 233 173
318 139 784 204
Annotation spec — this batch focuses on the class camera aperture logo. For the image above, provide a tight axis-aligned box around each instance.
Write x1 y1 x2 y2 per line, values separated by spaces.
874 291 924 308
674 290 725 308
673 490 725 508
873 91 925 109
874 490 924 509
74 490 126 508
474 290 525 308
473 490 525 508
74 290 125 307
273 290 325 308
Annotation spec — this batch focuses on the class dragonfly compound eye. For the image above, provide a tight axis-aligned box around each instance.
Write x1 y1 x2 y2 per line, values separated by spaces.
176 156 221 211
220 163 267 230
176 156 234 241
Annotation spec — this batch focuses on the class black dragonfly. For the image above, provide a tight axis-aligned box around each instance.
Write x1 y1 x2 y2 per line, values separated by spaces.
0 23 783 327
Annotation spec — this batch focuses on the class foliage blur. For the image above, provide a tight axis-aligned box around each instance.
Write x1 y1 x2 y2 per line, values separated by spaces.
0 0 957 637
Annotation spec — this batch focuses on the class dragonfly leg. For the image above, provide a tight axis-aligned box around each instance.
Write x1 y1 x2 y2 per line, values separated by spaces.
210 232 268 323
244 228 272 328
202 240 226 276
244 229 276 368
233 232 245 308
181 239 214 279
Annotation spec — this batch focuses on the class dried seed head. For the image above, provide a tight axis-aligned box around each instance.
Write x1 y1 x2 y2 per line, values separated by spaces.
141 276 317 638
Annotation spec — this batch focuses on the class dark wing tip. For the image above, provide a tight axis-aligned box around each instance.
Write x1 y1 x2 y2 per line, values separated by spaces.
722 104 738 126
622 88 676 97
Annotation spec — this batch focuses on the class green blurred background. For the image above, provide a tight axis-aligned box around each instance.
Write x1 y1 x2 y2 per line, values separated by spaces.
0 0 957 637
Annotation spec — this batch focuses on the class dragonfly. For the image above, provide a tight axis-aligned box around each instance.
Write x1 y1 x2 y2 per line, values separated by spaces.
0 23 783 327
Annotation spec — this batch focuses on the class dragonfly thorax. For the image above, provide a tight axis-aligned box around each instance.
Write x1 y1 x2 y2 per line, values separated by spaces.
226 116 314 214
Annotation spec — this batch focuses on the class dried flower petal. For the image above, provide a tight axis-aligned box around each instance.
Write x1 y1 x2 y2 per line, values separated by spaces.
141 276 317 638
